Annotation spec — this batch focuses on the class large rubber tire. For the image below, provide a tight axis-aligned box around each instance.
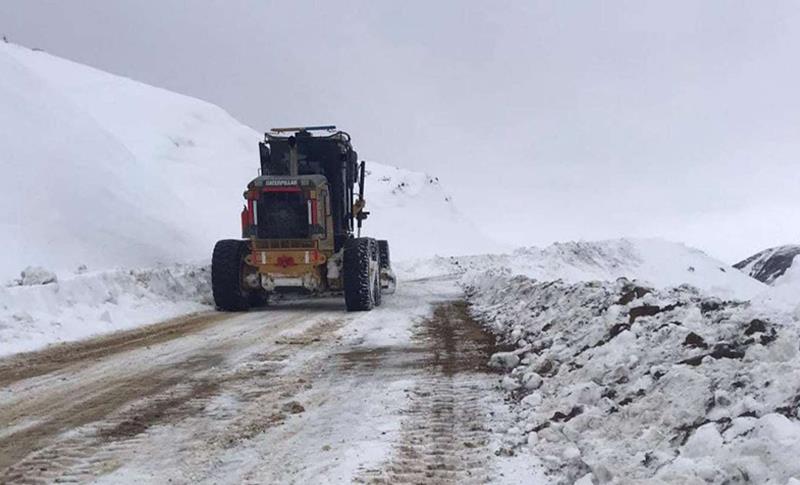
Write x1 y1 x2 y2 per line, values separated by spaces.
212 239 250 311
343 237 378 311
248 290 269 308
373 243 382 307
378 240 391 269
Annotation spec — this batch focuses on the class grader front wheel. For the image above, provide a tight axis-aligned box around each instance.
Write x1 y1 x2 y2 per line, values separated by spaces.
211 239 251 311
343 237 380 311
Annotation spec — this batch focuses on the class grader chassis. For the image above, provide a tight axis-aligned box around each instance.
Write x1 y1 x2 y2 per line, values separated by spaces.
211 126 394 312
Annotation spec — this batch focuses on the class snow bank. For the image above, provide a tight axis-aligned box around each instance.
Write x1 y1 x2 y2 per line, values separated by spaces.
0 265 211 357
399 238 766 300
466 273 800 484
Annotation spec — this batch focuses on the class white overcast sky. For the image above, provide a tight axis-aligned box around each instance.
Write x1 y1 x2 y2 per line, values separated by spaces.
2 1 798 262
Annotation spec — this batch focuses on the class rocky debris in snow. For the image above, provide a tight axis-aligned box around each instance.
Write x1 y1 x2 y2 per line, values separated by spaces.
18 266 58 286
465 272 800 484
617 285 651 305
682 332 707 349
281 401 305 414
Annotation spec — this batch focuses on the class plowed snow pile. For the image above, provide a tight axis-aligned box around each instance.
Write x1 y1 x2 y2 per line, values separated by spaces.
466 272 800 484
0 265 212 357
401 238 767 301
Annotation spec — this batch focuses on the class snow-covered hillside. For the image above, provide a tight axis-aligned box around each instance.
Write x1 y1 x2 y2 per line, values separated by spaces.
401 238 767 300
364 163 500 260
0 42 257 281
0 42 494 283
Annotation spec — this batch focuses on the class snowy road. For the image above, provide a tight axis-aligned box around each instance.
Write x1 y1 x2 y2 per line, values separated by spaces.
0 278 529 484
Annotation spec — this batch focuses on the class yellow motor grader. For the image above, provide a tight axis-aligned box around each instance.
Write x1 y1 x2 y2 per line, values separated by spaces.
211 126 395 311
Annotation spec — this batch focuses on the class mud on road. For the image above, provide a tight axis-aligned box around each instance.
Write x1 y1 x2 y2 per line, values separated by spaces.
355 302 504 484
0 311 228 388
0 306 340 483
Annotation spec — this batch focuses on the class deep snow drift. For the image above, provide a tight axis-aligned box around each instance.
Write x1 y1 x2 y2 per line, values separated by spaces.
0 42 496 283
0 42 256 281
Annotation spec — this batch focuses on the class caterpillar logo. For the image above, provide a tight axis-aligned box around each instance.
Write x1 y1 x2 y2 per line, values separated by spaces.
265 179 298 186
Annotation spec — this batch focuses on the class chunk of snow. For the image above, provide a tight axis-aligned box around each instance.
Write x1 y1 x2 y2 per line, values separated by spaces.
489 351 520 370
500 375 521 391
521 372 543 390
19 266 57 286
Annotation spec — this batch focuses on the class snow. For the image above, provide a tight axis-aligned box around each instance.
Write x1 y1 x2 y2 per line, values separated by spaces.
465 272 800 484
0 264 211 357
400 238 767 300
16 266 58 286
0 42 498 284
0 42 256 281
363 162 503 260
759 257 800 317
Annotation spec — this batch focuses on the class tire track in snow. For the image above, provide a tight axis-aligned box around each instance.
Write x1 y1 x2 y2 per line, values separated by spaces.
357 301 502 484
0 308 346 483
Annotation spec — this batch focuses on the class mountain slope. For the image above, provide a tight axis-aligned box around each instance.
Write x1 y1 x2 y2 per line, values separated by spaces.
0 42 256 280
0 42 495 281
364 163 501 260
735 245 800 285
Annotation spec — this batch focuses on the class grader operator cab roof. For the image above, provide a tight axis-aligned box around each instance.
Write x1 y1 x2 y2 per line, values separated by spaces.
256 126 361 250
259 125 358 181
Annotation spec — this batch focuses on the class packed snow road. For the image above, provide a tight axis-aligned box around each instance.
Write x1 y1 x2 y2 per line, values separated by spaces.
0 278 527 484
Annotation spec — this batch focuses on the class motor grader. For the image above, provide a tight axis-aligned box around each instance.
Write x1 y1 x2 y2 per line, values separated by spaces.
211 126 395 311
